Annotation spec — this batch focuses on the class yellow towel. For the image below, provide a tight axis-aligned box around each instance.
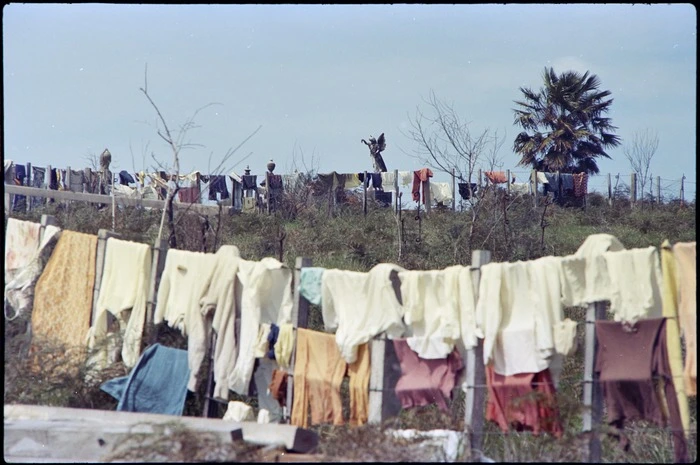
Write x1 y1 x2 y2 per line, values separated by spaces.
275 323 295 369
32 230 97 360
673 241 697 396
660 240 690 438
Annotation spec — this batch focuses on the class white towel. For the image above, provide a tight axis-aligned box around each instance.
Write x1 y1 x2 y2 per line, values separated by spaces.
5 218 42 274
90 238 152 369
223 401 254 422
429 182 453 204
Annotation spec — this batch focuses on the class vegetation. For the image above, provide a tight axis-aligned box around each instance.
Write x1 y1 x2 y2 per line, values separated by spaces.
513 67 621 174
4 186 696 462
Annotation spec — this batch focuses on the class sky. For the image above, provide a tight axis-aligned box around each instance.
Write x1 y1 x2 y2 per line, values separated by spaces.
2 3 697 200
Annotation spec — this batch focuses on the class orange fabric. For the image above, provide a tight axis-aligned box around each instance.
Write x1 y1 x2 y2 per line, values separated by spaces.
573 172 589 198
485 365 563 438
269 369 288 407
412 168 434 203
484 171 507 184
348 342 370 426
291 328 347 428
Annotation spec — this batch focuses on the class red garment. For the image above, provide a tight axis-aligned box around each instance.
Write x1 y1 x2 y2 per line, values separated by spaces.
572 173 588 198
177 186 200 203
595 318 688 462
412 168 434 203
392 339 463 412
485 365 564 438
484 171 507 184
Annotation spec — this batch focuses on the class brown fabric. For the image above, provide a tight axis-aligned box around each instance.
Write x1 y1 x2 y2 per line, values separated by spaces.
31 231 97 361
291 328 347 428
595 318 688 462
392 339 463 412
348 342 370 426
572 172 588 198
177 186 200 203
673 242 696 396
484 171 507 184
269 369 288 407
485 365 563 438
412 168 434 203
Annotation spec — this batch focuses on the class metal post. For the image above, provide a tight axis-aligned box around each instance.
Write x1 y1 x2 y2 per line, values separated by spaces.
582 301 606 463
680 174 685 206
464 249 491 461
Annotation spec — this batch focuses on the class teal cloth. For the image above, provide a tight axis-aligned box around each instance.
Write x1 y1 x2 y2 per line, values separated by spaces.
299 267 325 305
100 343 190 416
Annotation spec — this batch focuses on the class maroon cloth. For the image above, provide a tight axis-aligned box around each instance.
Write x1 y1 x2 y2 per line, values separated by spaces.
411 168 434 203
177 186 200 203
392 339 463 412
485 365 563 438
595 318 688 463
572 172 588 198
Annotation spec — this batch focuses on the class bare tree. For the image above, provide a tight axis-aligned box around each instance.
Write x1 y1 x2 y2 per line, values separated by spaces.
623 128 659 203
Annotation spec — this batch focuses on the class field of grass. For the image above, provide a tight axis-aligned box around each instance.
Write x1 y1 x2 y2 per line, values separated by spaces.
4 189 696 462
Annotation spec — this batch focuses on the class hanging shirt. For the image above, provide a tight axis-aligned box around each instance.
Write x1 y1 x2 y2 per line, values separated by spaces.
673 241 696 396
429 182 453 204
299 267 324 305
207 175 230 200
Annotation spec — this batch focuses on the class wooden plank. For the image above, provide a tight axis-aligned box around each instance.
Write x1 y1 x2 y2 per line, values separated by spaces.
91 229 121 329
582 301 606 462
464 249 491 461
145 238 169 345
4 184 230 215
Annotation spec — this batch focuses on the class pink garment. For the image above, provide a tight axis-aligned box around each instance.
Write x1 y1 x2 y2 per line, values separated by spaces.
392 338 463 412
412 168 434 203
177 186 200 203
484 171 507 184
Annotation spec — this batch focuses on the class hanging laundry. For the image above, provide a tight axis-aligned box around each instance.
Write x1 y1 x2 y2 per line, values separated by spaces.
12 164 27 211
49 168 59 190
118 170 135 185
223 401 255 422
88 238 152 370
154 248 218 392
253 357 284 423
595 318 688 463
4 223 61 321
241 174 258 191
269 369 288 407
660 240 691 439
30 166 46 208
254 323 272 358
177 186 201 203
208 175 230 200
398 171 413 187
673 241 696 396
485 365 563 438
458 182 479 200
266 323 280 360
100 343 190 416
359 173 383 190
31 230 97 365
4 219 42 275
603 247 664 324
429 182 452 205
321 263 406 364
291 328 369 428
484 171 507 184
69 169 85 192
411 168 433 203
299 267 325 305
572 172 588 198
228 257 294 396
392 339 464 413
274 323 295 369
379 171 395 188
198 245 242 402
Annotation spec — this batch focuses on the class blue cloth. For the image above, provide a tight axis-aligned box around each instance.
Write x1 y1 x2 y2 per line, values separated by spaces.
119 170 135 185
208 175 230 200
299 267 325 306
100 343 190 416
266 323 280 360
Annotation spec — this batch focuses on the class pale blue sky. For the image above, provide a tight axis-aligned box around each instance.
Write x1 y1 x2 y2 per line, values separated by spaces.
3 3 697 199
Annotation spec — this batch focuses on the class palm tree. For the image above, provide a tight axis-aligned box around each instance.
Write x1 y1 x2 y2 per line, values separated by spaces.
512 67 621 174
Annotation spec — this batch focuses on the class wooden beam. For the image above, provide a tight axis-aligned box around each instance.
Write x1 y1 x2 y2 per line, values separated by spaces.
582 301 606 462
464 249 491 461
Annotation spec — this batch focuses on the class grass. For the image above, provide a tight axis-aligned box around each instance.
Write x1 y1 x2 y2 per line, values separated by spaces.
4 190 697 462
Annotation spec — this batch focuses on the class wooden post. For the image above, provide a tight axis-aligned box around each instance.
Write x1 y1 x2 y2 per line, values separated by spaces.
5 163 15 216
39 214 58 243
111 172 116 231
556 170 562 202
656 176 661 204
145 238 169 345
582 301 606 463
680 174 685 206
25 163 32 212
363 171 368 216
65 167 71 208
607 173 612 206
266 171 271 214
284 257 312 423
532 170 538 208
506 169 511 195
477 169 482 190
423 177 431 215
464 249 491 461
91 229 121 328
394 169 399 214
451 168 456 211
630 172 637 205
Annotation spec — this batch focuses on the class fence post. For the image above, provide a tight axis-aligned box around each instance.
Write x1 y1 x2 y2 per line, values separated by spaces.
506 169 511 195
630 172 637 206
145 238 169 345
91 229 121 329
39 214 58 243
423 176 431 215
607 173 612 206
656 176 661 204
25 162 32 213
452 168 456 211
363 171 368 216
284 257 312 423
582 301 606 462
464 249 491 461
532 169 538 208
556 170 562 202
478 169 482 191
680 174 685 206
394 169 399 214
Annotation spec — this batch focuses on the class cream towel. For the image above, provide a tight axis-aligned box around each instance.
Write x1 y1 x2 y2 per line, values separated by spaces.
321 263 407 364
673 241 696 396
429 182 453 204
254 323 272 358
275 323 295 369
399 267 461 359
5 218 42 275
198 244 241 401
398 171 413 187
603 246 664 323
228 257 294 396
89 238 152 369
223 401 254 422
155 248 217 391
